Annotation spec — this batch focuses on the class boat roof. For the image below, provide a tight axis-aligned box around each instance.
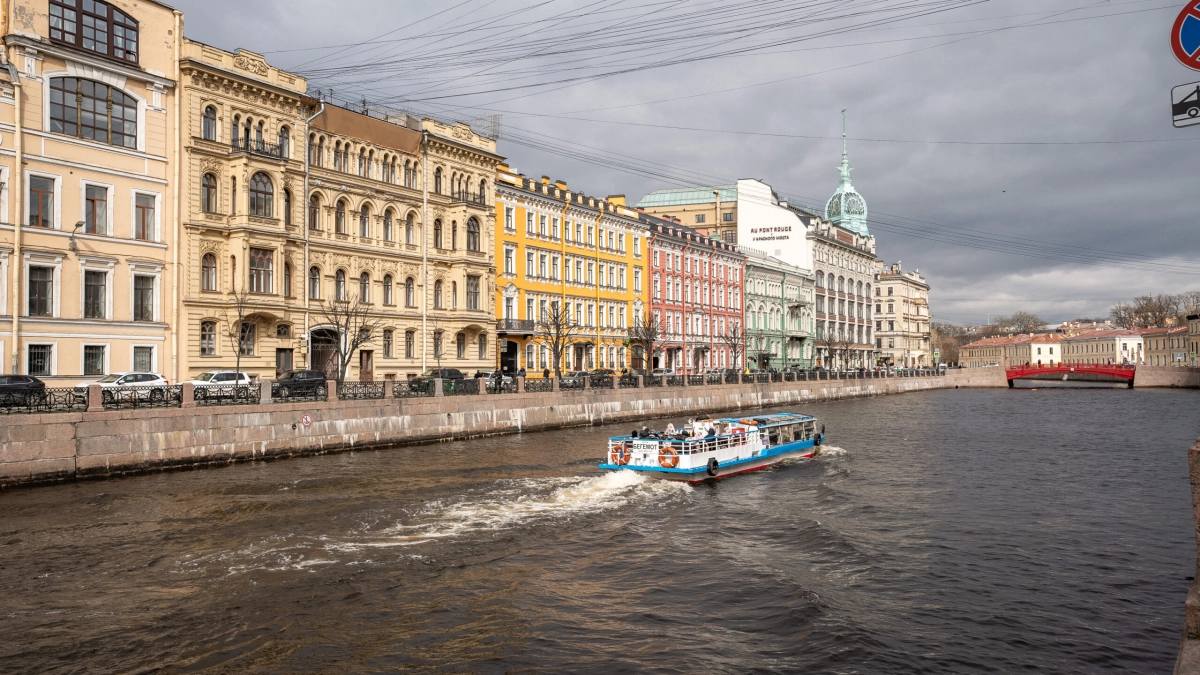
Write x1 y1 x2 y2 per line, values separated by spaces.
712 413 814 425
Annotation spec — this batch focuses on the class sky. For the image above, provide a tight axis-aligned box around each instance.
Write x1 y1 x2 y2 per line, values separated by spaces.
171 0 1200 326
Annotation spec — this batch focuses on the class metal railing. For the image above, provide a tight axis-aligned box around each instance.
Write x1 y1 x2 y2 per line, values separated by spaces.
589 375 614 389
644 375 663 387
397 379 435 398
195 383 259 407
230 137 285 159
524 378 553 393
705 373 724 385
687 375 705 386
560 377 585 391
497 319 536 333
272 382 328 403
666 375 685 387
619 375 640 389
338 382 386 400
0 387 87 414
443 378 479 396
103 385 183 410
486 378 518 394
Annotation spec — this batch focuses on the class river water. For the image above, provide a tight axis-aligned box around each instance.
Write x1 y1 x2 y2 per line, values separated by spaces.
1 388 1198 674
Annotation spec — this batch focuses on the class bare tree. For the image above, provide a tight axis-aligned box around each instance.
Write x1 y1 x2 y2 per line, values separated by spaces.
536 300 579 378
1111 295 1182 328
626 310 664 373
832 328 854 369
313 292 384 382
717 319 746 370
995 311 1046 334
219 286 254 378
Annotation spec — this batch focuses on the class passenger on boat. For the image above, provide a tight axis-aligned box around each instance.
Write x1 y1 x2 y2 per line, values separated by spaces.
665 423 676 434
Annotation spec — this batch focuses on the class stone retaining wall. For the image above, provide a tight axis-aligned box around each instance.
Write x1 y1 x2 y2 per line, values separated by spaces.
1135 366 1200 389
0 369 1009 488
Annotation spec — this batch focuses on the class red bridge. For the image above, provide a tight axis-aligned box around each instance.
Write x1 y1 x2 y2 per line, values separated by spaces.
1005 364 1136 386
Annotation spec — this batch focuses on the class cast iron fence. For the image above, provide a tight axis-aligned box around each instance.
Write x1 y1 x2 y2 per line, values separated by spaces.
618 375 640 389
524 378 553 393
666 375 685 387
560 377 585 391
338 382 386 400
0 387 87 414
486 378 518 395
103 385 183 410
271 381 328 403
443 378 478 396
195 383 259 407
589 375 614 389
397 379 435 398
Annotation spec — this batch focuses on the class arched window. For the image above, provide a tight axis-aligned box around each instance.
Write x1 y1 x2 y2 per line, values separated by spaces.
358 149 366 176
278 126 290 158
410 162 419 188
466 217 480 252
434 280 443 309
478 333 487 359
451 281 458 309
382 156 391 183
50 77 137 148
201 173 218 213
283 263 293 298
232 115 241 145
333 142 342 171
405 277 415 307
838 276 845 293
316 136 325 167
200 321 216 356
405 330 415 358
203 106 217 140
201 253 217 291
335 270 346 301
359 204 370 238
390 159 397 184
451 222 458 250
383 210 393 241
405 213 415 245
282 189 292 226
456 332 466 359
49 0 140 63
308 266 321 299
249 172 274 217
434 168 443 194
308 194 320 230
434 219 443 249
254 120 264 150
816 271 824 288
383 274 393 305
335 200 347 233
479 179 487 200
359 272 370 302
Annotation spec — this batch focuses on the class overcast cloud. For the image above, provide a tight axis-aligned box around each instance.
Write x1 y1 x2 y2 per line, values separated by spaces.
171 0 1200 325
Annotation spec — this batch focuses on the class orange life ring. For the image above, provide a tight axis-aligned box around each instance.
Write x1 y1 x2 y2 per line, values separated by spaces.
610 442 631 466
659 447 680 469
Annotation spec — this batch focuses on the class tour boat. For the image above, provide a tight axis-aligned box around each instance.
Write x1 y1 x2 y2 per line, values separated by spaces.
598 413 824 482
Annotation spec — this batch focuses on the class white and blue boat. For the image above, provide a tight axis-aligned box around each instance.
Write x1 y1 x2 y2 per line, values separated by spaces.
598 413 824 482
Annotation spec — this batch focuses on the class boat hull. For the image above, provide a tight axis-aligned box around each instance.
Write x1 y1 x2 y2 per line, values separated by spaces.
599 439 820 483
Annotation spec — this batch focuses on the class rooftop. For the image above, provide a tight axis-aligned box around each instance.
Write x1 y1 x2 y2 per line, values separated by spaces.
636 185 738 208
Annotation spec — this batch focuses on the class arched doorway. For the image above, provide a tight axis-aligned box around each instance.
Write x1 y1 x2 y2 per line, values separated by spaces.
310 328 340 379
502 340 520 374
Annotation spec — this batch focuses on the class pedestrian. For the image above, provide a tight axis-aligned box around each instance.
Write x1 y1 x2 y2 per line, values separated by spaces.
518 367 526 378
543 367 550 379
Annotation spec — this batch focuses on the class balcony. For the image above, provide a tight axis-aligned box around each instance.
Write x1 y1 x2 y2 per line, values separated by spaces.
450 190 489 206
230 138 286 160
498 319 536 334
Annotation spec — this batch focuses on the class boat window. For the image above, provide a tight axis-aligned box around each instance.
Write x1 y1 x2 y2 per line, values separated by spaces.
768 428 781 446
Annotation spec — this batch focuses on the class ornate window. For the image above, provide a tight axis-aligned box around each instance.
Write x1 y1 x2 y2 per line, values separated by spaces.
383 209 393 241
202 106 217 140
283 189 292 227
249 172 273 217
466 217 480 252
316 136 325 167
49 77 137 148
308 194 320 230
477 333 487 359
335 200 347 234
308 266 321 300
466 275 480 310
359 272 370 302
249 248 273 294
405 277 415 307
405 213 415 245
29 177 55 228
434 168 443 194
278 126 290 158
383 274 393 305
434 219 443 249
200 321 216 356
335 270 346 301
49 0 139 63
283 263 293 298
434 280 443 309
201 253 217 291
359 205 370 238
201 173 218 213
405 330 415 358
452 221 459 250
456 332 466 359
383 329 394 358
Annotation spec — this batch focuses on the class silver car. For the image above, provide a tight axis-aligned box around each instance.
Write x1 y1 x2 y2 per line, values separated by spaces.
73 372 171 404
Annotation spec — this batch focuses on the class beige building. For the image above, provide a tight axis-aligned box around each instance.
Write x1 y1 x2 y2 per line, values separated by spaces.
1060 328 1142 365
1003 333 1062 367
874 261 931 367
1 0 180 384
960 335 1012 368
178 42 501 382
1141 326 1188 367
1190 314 1199 366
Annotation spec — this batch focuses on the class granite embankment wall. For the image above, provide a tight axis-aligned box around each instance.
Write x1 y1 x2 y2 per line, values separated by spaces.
1136 366 1200 389
1178 434 1200 675
0 369 1007 488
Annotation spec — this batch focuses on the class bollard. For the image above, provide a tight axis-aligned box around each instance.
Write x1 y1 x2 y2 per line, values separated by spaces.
384 379 395 399
476 376 487 395
660 374 668 387
582 376 590 390
636 375 644 388
326 380 339 401
259 380 272 405
552 377 560 392
87 383 104 412
516 376 525 394
181 382 196 408
433 377 444 397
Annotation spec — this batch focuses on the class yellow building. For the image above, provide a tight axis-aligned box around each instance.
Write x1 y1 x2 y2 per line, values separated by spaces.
494 168 649 375
177 41 501 382
1 0 180 384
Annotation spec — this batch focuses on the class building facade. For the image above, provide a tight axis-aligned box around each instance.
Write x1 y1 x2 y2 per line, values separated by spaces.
741 246 813 370
1142 326 1188 366
1190 314 1199 366
646 215 743 373
494 168 649 375
1 0 180 384
874 261 931 367
179 41 499 382
1060 329 1143 365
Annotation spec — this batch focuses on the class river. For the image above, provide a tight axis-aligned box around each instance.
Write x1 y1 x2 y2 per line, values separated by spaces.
1 388 1197 674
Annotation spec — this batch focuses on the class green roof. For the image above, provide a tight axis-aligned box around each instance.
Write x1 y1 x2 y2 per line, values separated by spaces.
636 185 737 208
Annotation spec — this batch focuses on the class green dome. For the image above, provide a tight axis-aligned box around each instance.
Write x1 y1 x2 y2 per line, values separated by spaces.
824 109 869 237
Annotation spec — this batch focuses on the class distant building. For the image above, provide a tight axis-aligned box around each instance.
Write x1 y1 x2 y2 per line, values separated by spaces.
1190 314 1200 366
741 246 814 370
1004 334 1063 367
1060 329 1143 365
874 261 931 367
1141 326 1189 367
960 336 1013 368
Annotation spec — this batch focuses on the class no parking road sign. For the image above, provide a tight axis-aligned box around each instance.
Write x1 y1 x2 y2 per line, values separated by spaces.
1172 1 1200 70
1174 81 1200 127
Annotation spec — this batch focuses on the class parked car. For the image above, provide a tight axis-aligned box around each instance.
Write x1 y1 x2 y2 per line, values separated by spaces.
589 368 616 377
273 370 329 398
73 372 171 403
560 370 590 385
408 368 464 391
0 375 47 407
650 368 675 377
477 370 513 386
186 371 254 401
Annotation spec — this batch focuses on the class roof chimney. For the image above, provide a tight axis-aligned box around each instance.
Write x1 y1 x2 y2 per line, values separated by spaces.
541 176 551 186
555 179 567 190
607 194 626 206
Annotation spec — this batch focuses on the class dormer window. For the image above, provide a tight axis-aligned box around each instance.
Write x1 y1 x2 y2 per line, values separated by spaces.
50 0 139 65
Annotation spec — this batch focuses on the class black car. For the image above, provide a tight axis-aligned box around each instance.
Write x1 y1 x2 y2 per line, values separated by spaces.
408 368 465 391
0 375 47 407
273 370 329 398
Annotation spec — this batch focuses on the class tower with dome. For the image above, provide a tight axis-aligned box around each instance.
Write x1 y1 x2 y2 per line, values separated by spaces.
824 108 869 237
